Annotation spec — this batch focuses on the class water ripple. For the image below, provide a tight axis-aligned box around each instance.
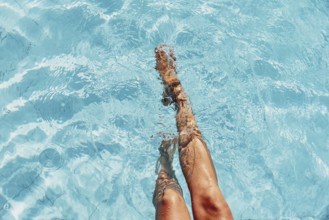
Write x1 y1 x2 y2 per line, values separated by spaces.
0 0 329 219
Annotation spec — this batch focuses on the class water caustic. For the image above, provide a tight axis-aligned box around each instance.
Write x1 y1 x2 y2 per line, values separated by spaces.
0 0 329 219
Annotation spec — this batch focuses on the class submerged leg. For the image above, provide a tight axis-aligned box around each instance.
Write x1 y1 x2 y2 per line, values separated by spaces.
153 139 191 220
155 45 233 220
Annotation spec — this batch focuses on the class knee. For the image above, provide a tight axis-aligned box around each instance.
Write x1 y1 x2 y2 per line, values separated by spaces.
196 188 232 218
160 188 184 208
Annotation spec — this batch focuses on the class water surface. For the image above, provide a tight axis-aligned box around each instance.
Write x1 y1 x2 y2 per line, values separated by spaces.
0 0 329 219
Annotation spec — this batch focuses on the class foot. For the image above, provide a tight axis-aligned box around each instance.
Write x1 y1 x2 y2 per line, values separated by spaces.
155 137 178 174
155 45 179 86
153 137 182 208
155 45 187 104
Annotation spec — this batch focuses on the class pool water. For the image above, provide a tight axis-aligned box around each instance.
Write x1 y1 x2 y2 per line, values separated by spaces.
1 0 329 219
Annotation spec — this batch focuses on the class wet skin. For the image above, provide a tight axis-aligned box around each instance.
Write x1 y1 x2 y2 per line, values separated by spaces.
154 45 233 220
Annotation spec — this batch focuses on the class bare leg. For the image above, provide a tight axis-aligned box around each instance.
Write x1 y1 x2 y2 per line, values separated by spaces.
153 139 191 220
155 45 233 220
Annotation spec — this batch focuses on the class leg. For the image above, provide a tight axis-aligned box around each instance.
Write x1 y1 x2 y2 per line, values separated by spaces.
155 45 233 220
153 139 191 220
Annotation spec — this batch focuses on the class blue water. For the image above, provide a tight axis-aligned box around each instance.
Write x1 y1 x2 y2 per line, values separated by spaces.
1 0 329 219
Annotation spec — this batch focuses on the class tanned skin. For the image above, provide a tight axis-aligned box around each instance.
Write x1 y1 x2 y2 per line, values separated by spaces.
154 45 233 220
